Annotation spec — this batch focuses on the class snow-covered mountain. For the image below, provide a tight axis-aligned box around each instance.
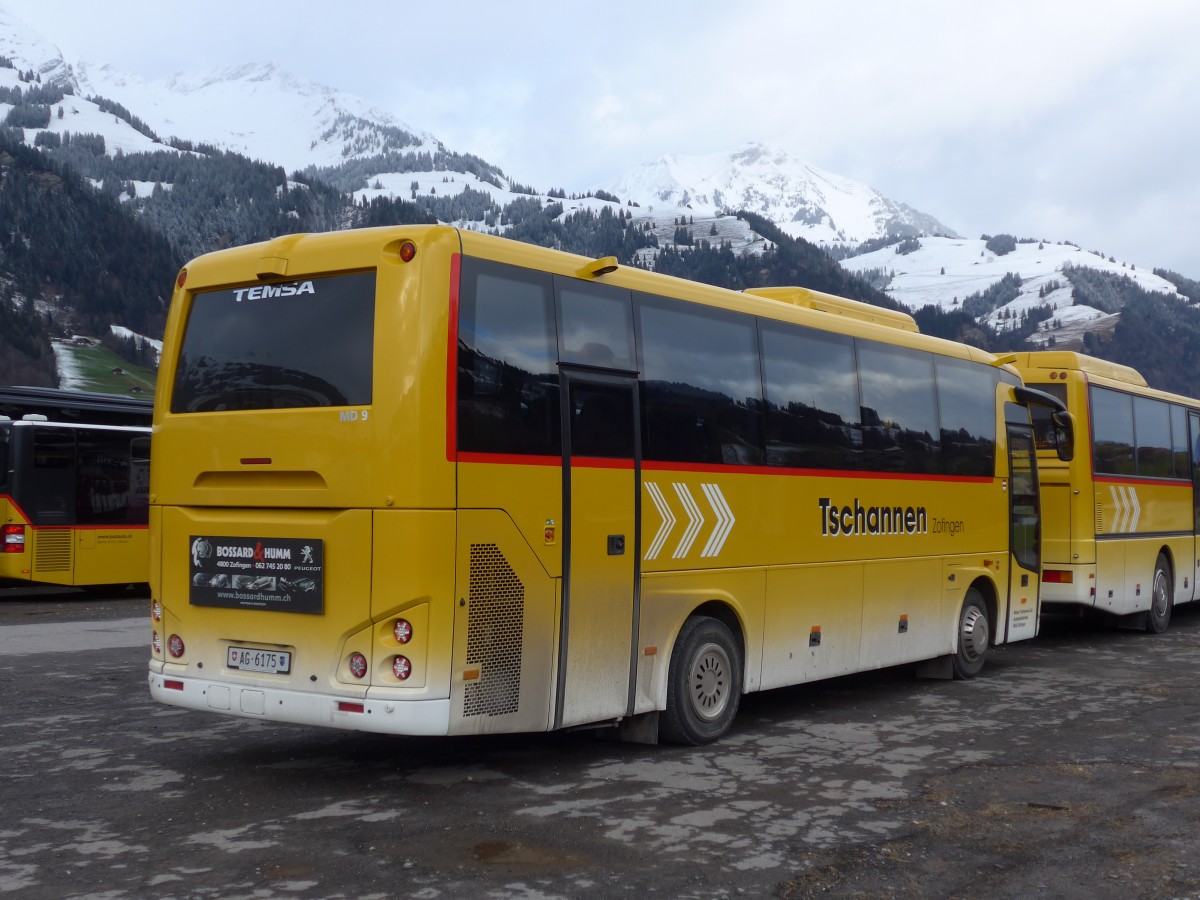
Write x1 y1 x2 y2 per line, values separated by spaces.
75 61 443 174
604 142 957 246
843 236 1182 346
1 2 1193 361
0 6 74 90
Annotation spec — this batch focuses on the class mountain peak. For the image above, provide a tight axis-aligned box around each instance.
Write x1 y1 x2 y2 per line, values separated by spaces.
604 141 957 246
0 6 77 92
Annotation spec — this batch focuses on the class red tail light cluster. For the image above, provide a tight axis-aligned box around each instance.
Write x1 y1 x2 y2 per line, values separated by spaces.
346 618 418 682
167 634 185 658
151 600 162 622
2 525 25 553
151 632 162 655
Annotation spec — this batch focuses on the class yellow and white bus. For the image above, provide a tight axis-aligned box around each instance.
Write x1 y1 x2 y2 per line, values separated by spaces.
148 225 1066 744
1 388 152 590
1009 351 1199 632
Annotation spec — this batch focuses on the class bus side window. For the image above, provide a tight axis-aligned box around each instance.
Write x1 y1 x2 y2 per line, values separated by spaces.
1091 387 1135 476
31 428 75 524
1170 404 1189 478
457 260 561 457
556 279 634 371
636 296 763 466
1133 396 1172 477
760 323 862 470
857 342 940 475
935 357 998 477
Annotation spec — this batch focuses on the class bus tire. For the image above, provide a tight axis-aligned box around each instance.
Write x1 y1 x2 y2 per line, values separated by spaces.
660 616 742 746
1147 554 1172 634
952 589 990 680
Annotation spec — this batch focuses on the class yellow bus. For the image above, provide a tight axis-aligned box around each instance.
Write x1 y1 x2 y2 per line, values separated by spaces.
1009 351 1198 632
148 225 1067 744
1 408 151 590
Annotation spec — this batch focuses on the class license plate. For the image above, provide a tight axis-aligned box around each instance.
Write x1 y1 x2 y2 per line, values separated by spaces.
227 646 292 674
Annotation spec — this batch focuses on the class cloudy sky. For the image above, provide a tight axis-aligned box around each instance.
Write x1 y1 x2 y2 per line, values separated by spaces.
14 0 1200 277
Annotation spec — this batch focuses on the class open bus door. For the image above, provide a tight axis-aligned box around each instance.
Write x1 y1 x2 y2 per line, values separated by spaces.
1005 421 1041 641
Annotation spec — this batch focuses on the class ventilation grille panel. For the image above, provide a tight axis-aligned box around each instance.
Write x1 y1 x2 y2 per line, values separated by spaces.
35 529 72 573
464 543 524 718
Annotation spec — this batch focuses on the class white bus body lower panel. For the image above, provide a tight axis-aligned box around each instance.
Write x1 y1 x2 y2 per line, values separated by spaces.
148 672 451 736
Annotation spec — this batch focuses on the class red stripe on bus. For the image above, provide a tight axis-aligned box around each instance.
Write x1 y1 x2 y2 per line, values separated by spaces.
570 457 635 470
445 252 461 463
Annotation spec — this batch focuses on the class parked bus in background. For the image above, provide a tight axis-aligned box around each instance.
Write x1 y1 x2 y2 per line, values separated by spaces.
148 225 1068 744
1008 351 1198 632
0 387 152 590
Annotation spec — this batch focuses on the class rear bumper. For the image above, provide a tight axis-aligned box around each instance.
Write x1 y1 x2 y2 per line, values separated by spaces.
148 670 451 736
1039 564 1094 606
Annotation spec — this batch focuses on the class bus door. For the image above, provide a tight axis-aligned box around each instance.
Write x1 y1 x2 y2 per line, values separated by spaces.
1005 422 1041 641
555 371 640 729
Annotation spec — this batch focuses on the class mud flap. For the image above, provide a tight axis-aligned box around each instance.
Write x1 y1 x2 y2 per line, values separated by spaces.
915 655 954 680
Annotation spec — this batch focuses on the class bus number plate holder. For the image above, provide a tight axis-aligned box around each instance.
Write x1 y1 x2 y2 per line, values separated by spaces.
227 646 292 674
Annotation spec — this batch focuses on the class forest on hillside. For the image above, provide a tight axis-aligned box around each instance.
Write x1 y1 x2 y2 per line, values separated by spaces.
4 106 1200 395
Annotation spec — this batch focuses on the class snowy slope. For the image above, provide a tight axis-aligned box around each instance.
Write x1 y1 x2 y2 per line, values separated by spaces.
76 61 442 173
841 236 1181 344
0 6 76 89
604 142 956 245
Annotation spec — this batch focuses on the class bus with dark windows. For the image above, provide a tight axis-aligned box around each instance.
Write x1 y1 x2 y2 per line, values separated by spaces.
1010 351 1200 632
147 225 1069 744
0 387 151 590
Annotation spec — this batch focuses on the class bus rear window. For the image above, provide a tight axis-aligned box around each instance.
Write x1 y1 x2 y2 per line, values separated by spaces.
171 272 376 412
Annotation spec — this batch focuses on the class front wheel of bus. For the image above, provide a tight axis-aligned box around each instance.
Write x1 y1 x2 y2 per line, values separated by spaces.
661 616 742 746
1147 554 1172 634
953 589 990 680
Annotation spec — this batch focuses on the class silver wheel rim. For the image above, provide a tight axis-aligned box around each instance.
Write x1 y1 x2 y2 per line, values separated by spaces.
1152 568 1170 620
960 605 990 663
688 641 732 722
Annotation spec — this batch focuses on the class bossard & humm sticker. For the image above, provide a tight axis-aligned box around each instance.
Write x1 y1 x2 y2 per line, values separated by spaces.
818 498 964 538
188 536 324 614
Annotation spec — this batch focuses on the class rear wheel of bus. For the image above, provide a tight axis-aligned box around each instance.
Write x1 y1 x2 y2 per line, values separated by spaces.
953 588 990 679
1146 554 1172 634
660 615 742 745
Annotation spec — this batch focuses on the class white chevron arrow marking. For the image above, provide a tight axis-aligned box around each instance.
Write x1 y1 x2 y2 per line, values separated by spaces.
1110 485 1126 533
644 482 676 561
700 483 736 557
1128 485 1141 532
672 483 705 559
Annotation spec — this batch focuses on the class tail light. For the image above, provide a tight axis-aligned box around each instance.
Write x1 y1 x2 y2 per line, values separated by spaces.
392 656 412 680
348 652 368 679
151 600 162 622
152 632 162 654
1043 570 1074 584
3 525 25 553
393 619 413 643
167 634 185 658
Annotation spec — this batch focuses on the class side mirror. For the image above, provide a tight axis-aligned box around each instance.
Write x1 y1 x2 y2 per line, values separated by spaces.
1051 410 1075 462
